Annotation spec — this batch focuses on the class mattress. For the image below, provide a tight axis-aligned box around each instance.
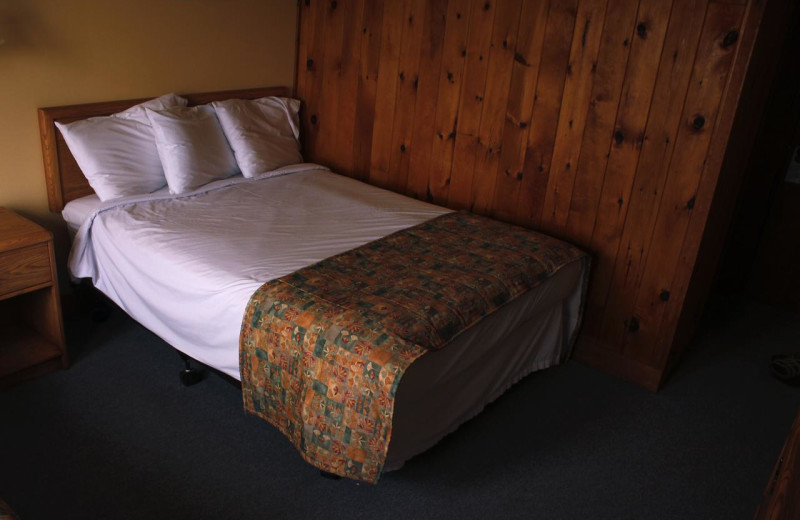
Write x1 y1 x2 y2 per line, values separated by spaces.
66 163 587 467
62 186 172 237
62 193 102 236
68 164 448 378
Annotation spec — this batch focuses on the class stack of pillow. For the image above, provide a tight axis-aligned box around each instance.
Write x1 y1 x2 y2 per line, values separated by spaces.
56 93 303 201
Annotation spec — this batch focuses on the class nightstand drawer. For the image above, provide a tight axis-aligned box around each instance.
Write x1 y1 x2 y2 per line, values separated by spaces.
0 243 51 297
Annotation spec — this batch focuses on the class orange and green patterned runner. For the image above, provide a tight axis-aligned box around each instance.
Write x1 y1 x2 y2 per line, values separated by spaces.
240 212 587 483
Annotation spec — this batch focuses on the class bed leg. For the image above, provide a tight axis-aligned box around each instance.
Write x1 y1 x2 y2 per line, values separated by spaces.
320 471 342 480
178 352 205 386
72 279 111 322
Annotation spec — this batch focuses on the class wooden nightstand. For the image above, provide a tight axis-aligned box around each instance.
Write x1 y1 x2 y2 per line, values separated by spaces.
0 207 67 389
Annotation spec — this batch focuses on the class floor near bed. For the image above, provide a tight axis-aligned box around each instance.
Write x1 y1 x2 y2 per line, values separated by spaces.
0 293 798 519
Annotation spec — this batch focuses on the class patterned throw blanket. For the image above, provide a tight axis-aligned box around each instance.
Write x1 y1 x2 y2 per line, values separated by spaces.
240 212 587 483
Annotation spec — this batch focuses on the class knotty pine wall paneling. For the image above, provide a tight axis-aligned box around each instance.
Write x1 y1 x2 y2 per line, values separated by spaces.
296 0 768 391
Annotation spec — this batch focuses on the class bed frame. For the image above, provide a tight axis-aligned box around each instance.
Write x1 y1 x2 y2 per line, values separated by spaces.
38 87 588 481
38 86 293 213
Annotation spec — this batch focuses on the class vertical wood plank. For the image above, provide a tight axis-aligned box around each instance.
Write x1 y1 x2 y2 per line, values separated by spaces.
489 0 549 221
353 0 385 180
590 0 709 354
386 0 427 192
655 0 770 380
623 1 745 363
587 0 674 266
564 0 640 247
315 0 346 165
539 0 609 233
332 0 366 174
577 0 675 352
295 0 314 103
369 0 407 188
406 0 449 199
516 0 578 227
299 0 330 163
469 0 525 215
445 0 497 209
427 0 472 203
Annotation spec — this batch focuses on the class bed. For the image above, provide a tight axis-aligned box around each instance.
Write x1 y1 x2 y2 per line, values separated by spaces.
39 87 589 482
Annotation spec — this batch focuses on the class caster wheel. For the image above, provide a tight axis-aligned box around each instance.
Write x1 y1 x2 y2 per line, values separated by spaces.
180 368 204 386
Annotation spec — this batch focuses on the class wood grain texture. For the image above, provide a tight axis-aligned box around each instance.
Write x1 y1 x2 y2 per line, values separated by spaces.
369 0 406 188
446 0 497 209
0 244 51 299
539 0 608 233
427 0 472 203
0 208 67 388
564 0 640 247
489 0 548 221
467 0 524 215
755 407 800 520
405 0 448 198
654 0 771 377
386 0 427 193
623 1 745 364
333 0 365 175
588 0 693 356
352 0 385 181
296 0 765 390
518 0 577 227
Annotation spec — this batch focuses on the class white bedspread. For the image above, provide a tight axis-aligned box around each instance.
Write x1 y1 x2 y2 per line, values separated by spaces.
69 164 449 378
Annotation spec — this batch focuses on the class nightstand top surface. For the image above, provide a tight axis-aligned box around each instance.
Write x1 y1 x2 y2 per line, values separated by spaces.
0 207 51 251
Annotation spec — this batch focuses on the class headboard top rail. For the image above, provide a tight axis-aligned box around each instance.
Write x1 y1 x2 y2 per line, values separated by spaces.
38 86 293 212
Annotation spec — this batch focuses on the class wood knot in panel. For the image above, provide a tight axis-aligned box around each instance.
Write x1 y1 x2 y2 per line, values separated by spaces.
722 30 739 48
628 316 640 332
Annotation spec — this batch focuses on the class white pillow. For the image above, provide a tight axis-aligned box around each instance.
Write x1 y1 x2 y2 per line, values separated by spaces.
114 93 188 125
146 105 240 194
55 93 187 201
211 97 302 177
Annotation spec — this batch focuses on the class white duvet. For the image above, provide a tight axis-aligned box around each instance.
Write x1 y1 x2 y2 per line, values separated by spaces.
69 164 449 379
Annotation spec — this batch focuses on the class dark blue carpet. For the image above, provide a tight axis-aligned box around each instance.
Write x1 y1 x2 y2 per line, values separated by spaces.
1 295 798 519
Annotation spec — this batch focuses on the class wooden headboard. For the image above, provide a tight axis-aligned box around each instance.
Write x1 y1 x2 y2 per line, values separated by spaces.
38 86 293 212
